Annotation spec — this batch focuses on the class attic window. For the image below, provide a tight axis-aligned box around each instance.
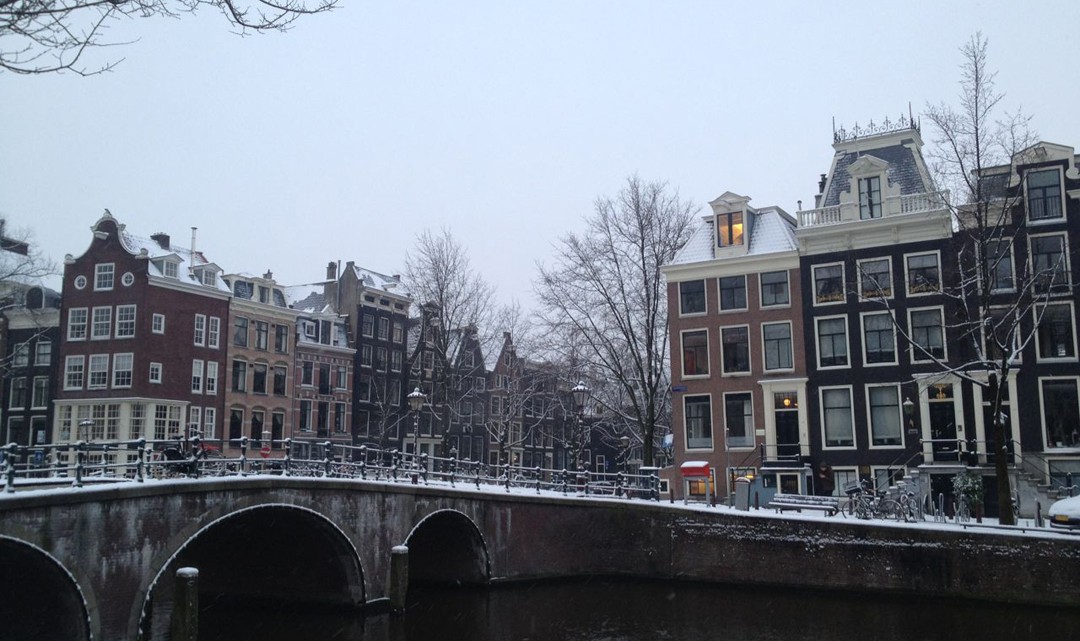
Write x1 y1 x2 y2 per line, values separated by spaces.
162 261 178 278
859 177 882 219
717 212 744 247
200 269 216 286
234 281 253 299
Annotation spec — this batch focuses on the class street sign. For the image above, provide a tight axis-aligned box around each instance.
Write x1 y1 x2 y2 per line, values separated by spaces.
671 385 687 392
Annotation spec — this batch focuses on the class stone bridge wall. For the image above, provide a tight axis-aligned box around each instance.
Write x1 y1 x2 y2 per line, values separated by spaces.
1 478 1078 641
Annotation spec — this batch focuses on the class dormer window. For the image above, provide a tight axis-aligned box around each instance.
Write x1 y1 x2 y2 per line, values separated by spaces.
717 211 744 247
859 176 882 219
1027 168 1062 221
154 259 179 279
200 269 216 286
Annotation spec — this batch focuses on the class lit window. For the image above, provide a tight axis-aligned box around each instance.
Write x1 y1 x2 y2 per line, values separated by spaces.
717 211 744 247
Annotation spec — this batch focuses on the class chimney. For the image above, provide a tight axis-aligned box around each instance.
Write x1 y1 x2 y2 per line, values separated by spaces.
190 227 197 258
151 232 170 250
818 173 827 194
326 261 338 280
263 270 273 280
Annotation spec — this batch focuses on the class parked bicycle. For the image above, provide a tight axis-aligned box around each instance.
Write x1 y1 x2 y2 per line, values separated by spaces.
846 480 903 521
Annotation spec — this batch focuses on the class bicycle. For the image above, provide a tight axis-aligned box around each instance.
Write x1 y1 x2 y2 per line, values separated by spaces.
847 481 903 521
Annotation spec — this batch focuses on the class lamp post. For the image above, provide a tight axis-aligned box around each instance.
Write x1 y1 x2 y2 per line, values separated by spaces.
407 387 426 470
619 435 630 471
78 419 93 442
902 396 916 435
571 381 590 471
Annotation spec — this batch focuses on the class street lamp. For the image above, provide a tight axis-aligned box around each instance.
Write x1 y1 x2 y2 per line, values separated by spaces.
902 396 916 435
407 387 426 469
620 435 631 471
78 419 93 442
571 381 590 471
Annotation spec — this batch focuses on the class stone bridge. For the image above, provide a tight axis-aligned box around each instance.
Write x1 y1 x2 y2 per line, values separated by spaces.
1 477 1078 641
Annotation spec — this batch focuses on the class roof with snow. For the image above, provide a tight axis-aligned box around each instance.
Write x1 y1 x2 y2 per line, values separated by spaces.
349 264 407 295
108 216 231 293
823 143 931 207
668 206 797 266
285 283 332 314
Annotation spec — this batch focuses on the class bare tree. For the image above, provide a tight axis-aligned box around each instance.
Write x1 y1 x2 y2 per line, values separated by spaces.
0 218 59 378
921 32 1043 525
1 0 336 75
535 176 696 467
403 228 497 444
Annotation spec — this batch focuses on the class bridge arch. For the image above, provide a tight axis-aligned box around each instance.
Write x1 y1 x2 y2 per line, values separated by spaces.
136 503 365 640
405 509 490 586
0 535 92 641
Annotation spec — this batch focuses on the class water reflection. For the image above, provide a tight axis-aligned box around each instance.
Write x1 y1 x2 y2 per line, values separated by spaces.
200 578 1079 641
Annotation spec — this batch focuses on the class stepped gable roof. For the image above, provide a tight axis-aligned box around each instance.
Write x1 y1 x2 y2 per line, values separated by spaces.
823 143 929 208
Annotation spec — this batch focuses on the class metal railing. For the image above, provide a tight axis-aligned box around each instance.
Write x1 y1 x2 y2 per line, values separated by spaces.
0 438 662 501
799 190 950 228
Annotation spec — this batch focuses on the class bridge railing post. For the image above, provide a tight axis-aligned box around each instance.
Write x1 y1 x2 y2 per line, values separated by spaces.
74 441 86 488
323 441 333 477
283 438 292 476
3 442 17 493
240 436 249 476
584 469 591 496
535 465 542 494
616 471 624 498
561 468 569 495
359 445 367 480
504 463 511 492
136 438 146 482
474 461 481 490
652 473 660 502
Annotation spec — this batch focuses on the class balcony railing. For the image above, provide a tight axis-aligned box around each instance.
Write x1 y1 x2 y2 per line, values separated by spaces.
800 190 950 228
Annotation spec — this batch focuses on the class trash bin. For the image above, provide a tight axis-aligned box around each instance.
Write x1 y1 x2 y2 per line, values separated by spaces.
734 476 751 511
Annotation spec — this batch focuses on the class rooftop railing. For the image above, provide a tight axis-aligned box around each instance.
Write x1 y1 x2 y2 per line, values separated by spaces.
799 190 950 228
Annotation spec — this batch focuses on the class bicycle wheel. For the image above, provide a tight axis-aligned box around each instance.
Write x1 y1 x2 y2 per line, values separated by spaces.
854 497 871 520
876 498 903 521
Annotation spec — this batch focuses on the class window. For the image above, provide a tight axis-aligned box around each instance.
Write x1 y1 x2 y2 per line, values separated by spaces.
858 258 892 299
762 322 792 371
862 312 896 364
319 363 331 394
203 407 216 439
718 276 747 311
905 253 940 294
391 350 403 372
858 176 882 219
253 363 267 394
254 321 269 350
208 317 221 348
716 211 744 247
115 305 136 338
813 264 844 304
301 361 314 386
299 400 312 431
816 317 848 368
271 411 284 442
149 362 162 384
1027 168 1063 220
205 361 218 394
724 392 754 448
152 314 165 334
334 402 347 433
34 340 51 366
376 347 387 371
985 307 1019 364
274 324 289 353
721 326 750 374
12 342 28 368
361 314 374 337
9 379 26 409
194 314 206 346
162 261 178 278
232 360 247 392
679 280 706 315
112 353 133 388
67 308 88 341
868 385 902 446
910 308 945 361
393 321 404 343
358 374 371 402
31 377 48 409
684 395 713 449
336 365 348 389
91 307 112 340
1031 234 1069 293
983 239 1014 292
681 330 709 377
191 360 204 393
229 409 244 440
201 269 216 286
233 317 249 347
378 317 389 340
360 345 372 367
88 354 109 389
822 387 854 447
760 271 789 307
1041 378 1079 448
1037 304 1076 360
95 263 115 290
273 365 287 395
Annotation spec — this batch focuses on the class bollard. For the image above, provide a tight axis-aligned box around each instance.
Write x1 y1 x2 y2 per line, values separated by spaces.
1036 500 1044 528
171 567 199 641
389 545 409 614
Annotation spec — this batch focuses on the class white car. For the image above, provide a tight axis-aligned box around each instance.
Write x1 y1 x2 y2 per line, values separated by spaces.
1048 493 1080 531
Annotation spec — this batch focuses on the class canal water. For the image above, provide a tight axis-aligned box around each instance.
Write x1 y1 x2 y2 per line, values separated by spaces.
199 577 1079 641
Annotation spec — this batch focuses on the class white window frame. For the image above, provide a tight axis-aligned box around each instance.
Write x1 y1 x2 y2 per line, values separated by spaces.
815 315 849 369
717 275 748 312
115 304 137 338
820 385 856 450
206 361 219 395
678 279 707 316
981 238 1016 293
64 356 85 390
1038 376 1080 449
857 257 893 300
904 250 941 297
34 340 52 366
94 263 115 291
208 316 221 349
1028 231 1071 294
88 354 109 390
723 390 755 449
759 270 790 308
91 306 112 340
203 407 217 439
812 262 845 306
860 310 897 366
720 324 751 376
908 306 946 363
31 376 49 409
1025 166 1065 223
191 359 204 394
152 313 165 334
194 314 206 346
680 328 710 378
149 362 163 384
684 393 714 451
112 353 133 388
1035 302 1077 362
67 307 88 341
761 321 793 372
866 383 904 449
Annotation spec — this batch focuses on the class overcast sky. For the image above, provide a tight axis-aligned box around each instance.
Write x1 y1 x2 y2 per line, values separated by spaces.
2 1 1078 308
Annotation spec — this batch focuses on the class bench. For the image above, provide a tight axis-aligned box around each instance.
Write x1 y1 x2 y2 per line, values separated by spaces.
768 493 840 516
